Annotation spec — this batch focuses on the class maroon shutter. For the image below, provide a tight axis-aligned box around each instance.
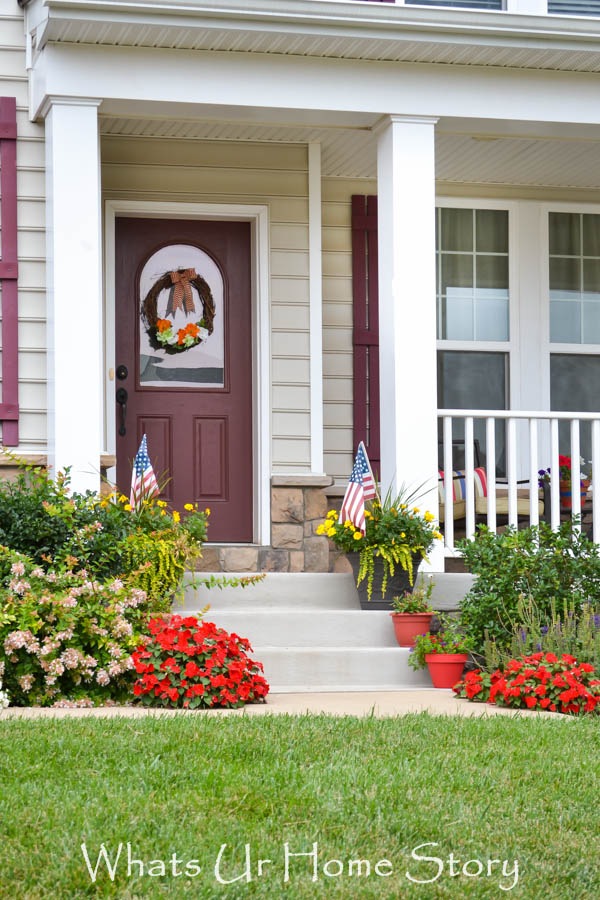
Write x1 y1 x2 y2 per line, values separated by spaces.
0 98 18 446
351 195 380 477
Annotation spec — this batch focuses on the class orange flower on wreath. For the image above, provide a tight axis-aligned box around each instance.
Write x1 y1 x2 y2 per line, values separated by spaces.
177 322 200 345
156 318 171 333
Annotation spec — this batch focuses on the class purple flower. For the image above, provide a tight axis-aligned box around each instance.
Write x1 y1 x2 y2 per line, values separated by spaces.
541 625 549 635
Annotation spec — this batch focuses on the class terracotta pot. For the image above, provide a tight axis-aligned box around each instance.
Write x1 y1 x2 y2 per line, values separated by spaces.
425 653 468 689
390 612 434 647
559 478 590 511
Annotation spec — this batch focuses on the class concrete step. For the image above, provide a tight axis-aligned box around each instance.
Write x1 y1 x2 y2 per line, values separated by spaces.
190 609 400 648
181 572 361 610
181 571 475 612
248 647 432 693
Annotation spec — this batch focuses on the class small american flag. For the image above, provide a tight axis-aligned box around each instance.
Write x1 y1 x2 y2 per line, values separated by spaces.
340 442 377 534
130 434 160 509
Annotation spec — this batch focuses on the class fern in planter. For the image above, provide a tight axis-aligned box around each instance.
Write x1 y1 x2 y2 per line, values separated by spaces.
317 485 442 602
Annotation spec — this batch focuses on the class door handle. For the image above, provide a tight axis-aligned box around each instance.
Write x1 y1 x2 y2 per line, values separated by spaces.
116 387 128 436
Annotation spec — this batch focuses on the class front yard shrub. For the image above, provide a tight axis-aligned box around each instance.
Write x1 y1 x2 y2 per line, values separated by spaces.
453 652 600 715
0 547 160 707
0 459 207 600
133 615 269 709
458 521 600 653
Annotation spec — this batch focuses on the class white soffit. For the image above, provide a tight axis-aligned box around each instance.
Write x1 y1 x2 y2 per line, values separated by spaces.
36 0 600 74
99 114 600 188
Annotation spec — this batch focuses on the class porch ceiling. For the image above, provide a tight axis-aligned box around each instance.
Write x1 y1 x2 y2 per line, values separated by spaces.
99 112 600 189
30 0 600 74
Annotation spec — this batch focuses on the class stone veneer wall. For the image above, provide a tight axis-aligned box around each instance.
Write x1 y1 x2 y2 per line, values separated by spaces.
195 476 333 573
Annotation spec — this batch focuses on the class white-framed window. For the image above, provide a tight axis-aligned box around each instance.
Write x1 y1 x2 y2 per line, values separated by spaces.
436 198 517 474
544 206 600 463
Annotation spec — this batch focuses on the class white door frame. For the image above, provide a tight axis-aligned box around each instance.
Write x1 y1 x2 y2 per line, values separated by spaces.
104 199 271 546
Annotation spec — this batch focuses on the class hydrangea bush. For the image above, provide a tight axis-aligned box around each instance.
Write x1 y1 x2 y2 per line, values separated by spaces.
0 547 157 707
133 615 269 709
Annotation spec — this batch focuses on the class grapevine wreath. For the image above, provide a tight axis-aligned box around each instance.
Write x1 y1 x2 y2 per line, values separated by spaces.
141 268 216 354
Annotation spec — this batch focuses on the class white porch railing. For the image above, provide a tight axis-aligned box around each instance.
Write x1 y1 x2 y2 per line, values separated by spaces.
437 409 600 554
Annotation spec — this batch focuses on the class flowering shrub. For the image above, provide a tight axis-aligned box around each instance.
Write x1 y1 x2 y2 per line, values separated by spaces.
408 615 473 670
0 547 156 707
317 488 441 601
132 615 269 709
453 653 600 715
0 662 9 708
538 455 591 488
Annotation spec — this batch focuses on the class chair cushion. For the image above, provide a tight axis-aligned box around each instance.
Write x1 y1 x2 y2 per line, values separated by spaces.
438 468 488 504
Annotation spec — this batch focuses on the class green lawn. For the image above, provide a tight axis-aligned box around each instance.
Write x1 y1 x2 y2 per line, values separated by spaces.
1 713 598 899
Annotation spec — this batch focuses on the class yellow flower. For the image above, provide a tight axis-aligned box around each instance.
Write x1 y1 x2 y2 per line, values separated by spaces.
119 494 128 504
205 508 211 516
100 500 107 508
124 503 132 512
326 510 337 519
160 510 166 516
327 528 336 538
344 520 353 528
184 503 194 511
316 524 326 535
424 511 435 523
353 532 362 541
400 504 407 511
413 507 420 514
172 510 180 523
157 500 167 508
364 510 372 519
434 531 442 540
401 532 406 538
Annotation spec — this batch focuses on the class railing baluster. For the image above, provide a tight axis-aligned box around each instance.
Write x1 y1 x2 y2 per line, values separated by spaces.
529 418 539 528
485 416 496 534
551 418 560 530
465 416 475 540
507 417 518 527
571 418 581 530
443 415 454 551
593 419 600 545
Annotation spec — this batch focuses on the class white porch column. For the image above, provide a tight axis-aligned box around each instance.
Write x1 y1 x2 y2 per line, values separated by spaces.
376 115 441 558
44 98 103 493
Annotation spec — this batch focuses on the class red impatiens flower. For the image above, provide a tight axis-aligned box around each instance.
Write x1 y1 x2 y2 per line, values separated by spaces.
453 652 600 717
132 615 269 710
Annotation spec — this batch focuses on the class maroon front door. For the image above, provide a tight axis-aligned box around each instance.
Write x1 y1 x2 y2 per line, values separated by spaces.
115 217 253 542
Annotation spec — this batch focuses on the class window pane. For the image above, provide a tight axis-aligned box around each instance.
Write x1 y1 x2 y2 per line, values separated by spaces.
441 208 472 252
444 295 474 341
550 301 581 343
583 214 600 257
583 302 600 344
476 255 508 291
551 354 600 462
437 351 507 474
441 254 473 291
549 212 580 256
476 209 508 253
583 258 600 294
549 257 580 295
475 294 509 342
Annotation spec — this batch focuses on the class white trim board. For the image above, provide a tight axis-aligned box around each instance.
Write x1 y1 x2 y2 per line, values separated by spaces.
104 199 271 545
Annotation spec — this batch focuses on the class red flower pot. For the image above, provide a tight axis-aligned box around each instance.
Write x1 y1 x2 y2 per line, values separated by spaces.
425 653 468 689
390 613 434 647
559 478 590 511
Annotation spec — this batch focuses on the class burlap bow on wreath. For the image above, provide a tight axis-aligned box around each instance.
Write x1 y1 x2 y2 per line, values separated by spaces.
141 267 216 354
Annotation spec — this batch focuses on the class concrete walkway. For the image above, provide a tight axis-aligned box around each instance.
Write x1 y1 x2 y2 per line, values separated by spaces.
0 691 564 719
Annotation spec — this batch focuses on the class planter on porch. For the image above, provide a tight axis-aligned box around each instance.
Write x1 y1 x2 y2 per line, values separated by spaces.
391 612 434 647
348 552 422 611
559 478 590 511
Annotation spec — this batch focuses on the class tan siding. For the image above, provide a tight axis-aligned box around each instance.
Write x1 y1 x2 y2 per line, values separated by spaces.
0 3 46 450
322 176 376 481
101 134 311 471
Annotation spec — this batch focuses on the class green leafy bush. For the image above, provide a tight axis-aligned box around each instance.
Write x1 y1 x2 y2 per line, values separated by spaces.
0 460 208 600
458 521 600 654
